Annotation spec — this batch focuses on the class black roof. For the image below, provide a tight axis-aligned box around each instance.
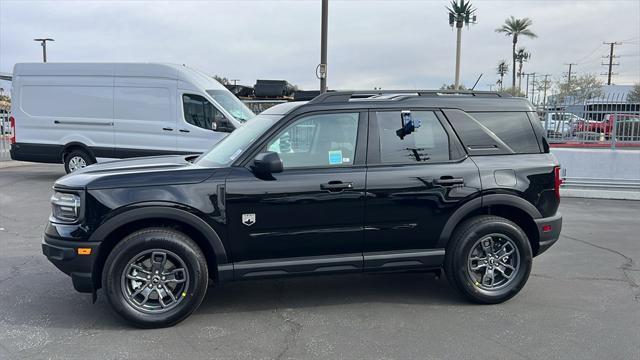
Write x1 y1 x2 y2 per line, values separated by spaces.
297 90 534 113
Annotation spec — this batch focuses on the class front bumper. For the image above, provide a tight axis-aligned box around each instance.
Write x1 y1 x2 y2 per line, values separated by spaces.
42 235 101 293
534 212 562 256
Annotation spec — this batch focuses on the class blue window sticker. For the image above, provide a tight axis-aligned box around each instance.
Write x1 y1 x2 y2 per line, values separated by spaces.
328 150 343 165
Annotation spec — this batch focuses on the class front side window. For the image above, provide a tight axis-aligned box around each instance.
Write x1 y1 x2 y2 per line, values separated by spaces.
375 111 450 164
182 94 230 131
267 112 359 169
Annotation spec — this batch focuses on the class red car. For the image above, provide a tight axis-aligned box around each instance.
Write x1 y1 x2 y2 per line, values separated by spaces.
575 114 640 137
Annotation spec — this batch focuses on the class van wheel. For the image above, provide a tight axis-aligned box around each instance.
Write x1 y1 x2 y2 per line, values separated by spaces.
444 215 532 304
64 149 93 173
102 228 208 328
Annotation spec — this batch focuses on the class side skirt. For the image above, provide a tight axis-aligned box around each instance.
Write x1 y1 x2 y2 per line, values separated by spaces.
224 249 445 281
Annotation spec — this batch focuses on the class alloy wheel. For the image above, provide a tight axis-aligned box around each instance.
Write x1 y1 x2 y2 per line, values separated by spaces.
467 234 521 291
68 156 87 172
120 249 190 314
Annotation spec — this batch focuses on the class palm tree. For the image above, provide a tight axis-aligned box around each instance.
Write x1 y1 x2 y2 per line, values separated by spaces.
447 0 477 90
514 47 531 92
496 60 509 91
495 16 537 89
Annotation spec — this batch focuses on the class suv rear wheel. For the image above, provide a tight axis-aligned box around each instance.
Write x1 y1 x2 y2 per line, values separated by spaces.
102 228 209 328
445 215 532 304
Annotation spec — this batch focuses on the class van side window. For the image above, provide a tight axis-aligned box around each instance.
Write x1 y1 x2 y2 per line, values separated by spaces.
182 94 229 131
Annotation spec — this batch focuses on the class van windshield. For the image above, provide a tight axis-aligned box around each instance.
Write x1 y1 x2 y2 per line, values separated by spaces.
206 90 255 122
195 114 281 168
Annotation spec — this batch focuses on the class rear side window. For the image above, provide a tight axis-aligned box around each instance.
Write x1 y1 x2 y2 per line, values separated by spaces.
469 112 541 154
375 111 450 164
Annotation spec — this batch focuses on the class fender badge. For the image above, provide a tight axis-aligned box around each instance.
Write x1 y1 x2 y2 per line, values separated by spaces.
242 213 256 226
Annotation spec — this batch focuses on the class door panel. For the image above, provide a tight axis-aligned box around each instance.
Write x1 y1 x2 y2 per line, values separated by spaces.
225 110 368 266
225 167 366 262
364 109 481 254
364 159 481 252
113 77 177 156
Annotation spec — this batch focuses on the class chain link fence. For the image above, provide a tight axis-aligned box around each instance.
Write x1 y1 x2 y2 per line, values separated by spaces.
539 93 640 149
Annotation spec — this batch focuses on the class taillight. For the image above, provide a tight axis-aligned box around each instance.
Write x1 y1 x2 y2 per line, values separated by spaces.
9 116 15 144
554 166 562 200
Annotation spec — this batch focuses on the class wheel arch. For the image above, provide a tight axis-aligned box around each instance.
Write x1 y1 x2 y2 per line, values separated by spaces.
438 194 542 255
61 141 96 163
89 206 228 289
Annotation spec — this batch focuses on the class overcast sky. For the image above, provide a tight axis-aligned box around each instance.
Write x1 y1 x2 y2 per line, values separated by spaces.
1 0 639 93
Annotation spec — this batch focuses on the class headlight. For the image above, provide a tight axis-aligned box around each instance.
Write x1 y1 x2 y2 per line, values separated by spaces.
51 192 81 223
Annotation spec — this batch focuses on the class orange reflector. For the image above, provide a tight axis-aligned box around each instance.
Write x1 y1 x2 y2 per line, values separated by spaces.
77 248 92 255
542 225 552 233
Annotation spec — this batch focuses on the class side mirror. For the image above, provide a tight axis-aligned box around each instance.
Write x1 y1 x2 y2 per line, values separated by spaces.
212 118 234 133
252 152 283 178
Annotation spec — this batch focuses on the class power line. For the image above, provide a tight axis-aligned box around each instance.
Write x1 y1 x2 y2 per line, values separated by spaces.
574 43 605 64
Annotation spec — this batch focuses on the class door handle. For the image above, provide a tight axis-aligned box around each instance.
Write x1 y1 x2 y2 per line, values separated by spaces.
434 177 465 186
179 129 190 133
162 127 174 131
320 181 353 192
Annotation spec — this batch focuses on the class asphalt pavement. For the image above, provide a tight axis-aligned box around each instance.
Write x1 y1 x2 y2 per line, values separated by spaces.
0 163 638 360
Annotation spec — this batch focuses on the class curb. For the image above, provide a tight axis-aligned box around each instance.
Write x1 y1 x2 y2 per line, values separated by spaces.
0 161 34 169
560 188 640 201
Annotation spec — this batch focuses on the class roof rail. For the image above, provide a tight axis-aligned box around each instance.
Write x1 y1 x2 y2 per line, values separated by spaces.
308 90 511 104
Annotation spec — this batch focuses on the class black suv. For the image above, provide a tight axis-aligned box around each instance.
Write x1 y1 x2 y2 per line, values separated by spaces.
43 91 562 328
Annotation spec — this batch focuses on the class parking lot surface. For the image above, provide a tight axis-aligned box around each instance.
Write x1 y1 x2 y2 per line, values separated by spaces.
1 163 638 360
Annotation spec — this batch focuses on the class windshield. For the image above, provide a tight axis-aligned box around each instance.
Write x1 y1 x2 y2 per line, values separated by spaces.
195 114 281 168
206 90 255 122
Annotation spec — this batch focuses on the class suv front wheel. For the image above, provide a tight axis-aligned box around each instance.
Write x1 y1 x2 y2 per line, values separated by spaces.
445 215 533 304
102 228 209 328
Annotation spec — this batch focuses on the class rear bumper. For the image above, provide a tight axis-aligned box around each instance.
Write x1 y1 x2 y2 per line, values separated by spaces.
534 212 562 256
11 143 63 163
42 236 100 293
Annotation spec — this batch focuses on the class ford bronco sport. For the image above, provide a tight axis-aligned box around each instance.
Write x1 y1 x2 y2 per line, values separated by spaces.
43 91 562 328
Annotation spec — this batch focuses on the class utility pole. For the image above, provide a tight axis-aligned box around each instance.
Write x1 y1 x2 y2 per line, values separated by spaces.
564 63 577 88
530 73 537 104
34 38 54 62
601 41 621 85
230 79 240 86
487 84 494 91
318 0 328 93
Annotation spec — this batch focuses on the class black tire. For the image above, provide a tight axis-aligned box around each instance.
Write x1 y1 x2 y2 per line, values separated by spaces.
63 149 94 174
444 215 532 304
102 228 209 328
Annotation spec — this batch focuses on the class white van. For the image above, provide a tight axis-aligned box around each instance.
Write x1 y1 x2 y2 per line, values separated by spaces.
9 63 255 172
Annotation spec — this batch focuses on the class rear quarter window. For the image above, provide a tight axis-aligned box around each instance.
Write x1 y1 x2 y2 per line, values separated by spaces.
469 112 541 154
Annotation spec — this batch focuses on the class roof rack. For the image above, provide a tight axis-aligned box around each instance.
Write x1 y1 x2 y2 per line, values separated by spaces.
308 90 511 104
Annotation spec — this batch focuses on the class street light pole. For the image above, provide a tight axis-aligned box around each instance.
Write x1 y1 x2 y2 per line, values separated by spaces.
319 0 328 93
34 38 54 62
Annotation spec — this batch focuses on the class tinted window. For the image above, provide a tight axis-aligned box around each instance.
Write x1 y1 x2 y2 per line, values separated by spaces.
267 113 359 169
375 111 450 164
183 94 226 131
470 112 540 153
